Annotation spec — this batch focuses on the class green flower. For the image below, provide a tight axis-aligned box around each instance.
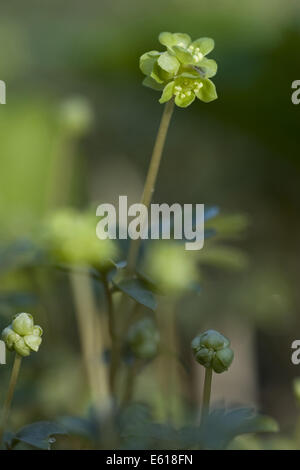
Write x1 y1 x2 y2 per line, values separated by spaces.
140 31 218 107
159 76 217 108
191 329 234 374
1 313 43 357
127 317 160 360
43 209 118 270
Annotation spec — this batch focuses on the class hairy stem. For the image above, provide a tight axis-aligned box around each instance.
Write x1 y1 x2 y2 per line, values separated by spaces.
0 354 22 444
127 99 175 271
201 367 212 424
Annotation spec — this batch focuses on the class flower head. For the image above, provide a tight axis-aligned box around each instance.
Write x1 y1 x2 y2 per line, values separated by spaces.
140 32 218 107
127 317 160 360
191 329 234 373
1 313 43 357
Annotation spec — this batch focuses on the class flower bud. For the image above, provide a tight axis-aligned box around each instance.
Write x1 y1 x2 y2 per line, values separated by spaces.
191 329 234 374
1 326 20 351
24 334 42 352
212 347 234 373
14 337 31 357
127 318 160 360
1 313 43 357
12 313 34 336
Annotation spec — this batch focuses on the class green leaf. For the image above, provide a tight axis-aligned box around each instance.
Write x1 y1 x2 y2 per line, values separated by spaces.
159 81 174 104
139 51 160 76
13 421 67 450
195 79 217 103
142 76 165 91
173 46 194 65
199 408 279 450
175 92 195 108
157 52 180 75
198 58 218 78
113 278 157 311
192 37 215 55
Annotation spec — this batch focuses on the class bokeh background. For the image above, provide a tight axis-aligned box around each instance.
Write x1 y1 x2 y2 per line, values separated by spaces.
1 0 300 449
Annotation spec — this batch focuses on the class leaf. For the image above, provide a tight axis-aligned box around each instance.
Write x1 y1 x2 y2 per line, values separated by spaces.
13 421 67 450
199 408 279 449
59 416 96 441
113 278 157 311
198 246 248 270
157 52 180 75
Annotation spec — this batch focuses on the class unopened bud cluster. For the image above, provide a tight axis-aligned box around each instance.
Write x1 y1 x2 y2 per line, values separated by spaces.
191 329 234 373
1 313 43 357
127 318 160 360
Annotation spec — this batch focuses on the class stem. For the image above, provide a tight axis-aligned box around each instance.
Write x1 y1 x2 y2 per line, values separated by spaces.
127 99 175 271
70 272 110 412
102 274 119 397
0 354 22 444
201 367 212 424
121 360 140 408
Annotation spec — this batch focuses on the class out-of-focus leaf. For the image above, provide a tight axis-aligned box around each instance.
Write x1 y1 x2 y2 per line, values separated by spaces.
206 214 250 239
12 421 67 450
199 408 279 449
198 246 248 270
113 279 157 311
59 416 96 441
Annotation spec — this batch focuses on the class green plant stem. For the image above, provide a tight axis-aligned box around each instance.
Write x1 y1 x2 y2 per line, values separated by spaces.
0 354 22 444
201 367 212 423
127 99 175 272
121 360 140 408
102 274 119 397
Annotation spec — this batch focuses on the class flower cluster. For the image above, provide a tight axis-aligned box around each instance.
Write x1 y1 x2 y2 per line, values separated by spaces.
191 329 234 373
140 32 218 107
127 317 160 360
43 209 118 270
2 313 43 357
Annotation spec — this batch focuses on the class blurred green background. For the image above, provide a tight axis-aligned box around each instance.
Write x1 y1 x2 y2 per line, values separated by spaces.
1 0 300 449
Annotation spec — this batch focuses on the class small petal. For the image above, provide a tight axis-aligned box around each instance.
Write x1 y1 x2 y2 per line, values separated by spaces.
2 326 20 350
159 81 174 104
12 313 34 336
14 338 31 357
173 46 194 65
24 334 42 352
33 325 43 337
139 51 160 76
198 58 218 78
142 76 165 91
200 329 229 350
159 32 191 49
158 32 175 47
192 37 215 56
195 79 218 103
175 92 195 108
172 33 192 48
157 52 180 75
